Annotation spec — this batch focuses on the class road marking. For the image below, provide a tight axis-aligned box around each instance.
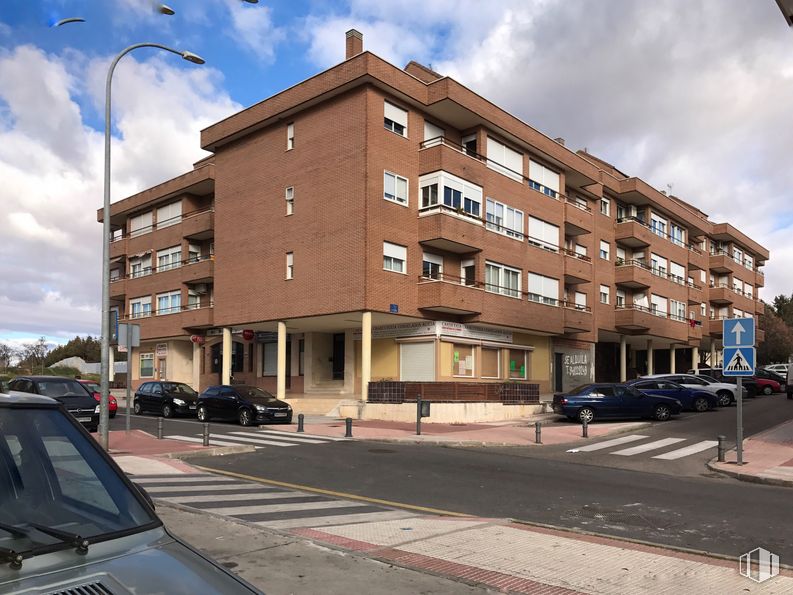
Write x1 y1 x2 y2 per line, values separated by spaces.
155 491 309 504
652 440 719 460
262 510 418 529
205 500 364 516
132 475 235 484
611 437 687 456
193 465 471 517
573 435 649 452
205 434 298 447
145 482 262 493
229 431 329 444
255 430 348 441
164 435 240 447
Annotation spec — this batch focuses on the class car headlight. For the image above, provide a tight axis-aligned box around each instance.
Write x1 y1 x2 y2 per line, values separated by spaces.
94 405 101 413
287 405 292 410
255 405 266 411
172 398 186 406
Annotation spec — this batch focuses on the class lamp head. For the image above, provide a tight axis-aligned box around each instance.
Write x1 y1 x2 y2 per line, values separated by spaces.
52 17 86 27
158 4 176 15
181 51 206 65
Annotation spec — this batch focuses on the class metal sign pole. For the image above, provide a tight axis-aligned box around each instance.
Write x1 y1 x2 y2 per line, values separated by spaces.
736 377 743 465
125 323 132 432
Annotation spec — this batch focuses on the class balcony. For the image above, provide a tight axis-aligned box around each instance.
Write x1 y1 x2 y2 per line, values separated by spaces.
687 245 708 271
614 260 653 289
687 283 704 305
614 217 655 248
707 317 728 337
182 207 214 240
418 206 485 253
687 320 703 344
562 303 592 333
182 257 215 284
757 328 766 344
109 277 127 300
708 284 733 305
614 305 688 341
418 137 488 182
709 251 741 274
562 249 592 285
181 305 214 330
755 300 766 316
756 269 765 288
563 198 593 235
417 275 483 315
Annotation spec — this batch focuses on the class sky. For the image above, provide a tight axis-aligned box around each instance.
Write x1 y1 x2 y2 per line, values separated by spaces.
0 0 792 349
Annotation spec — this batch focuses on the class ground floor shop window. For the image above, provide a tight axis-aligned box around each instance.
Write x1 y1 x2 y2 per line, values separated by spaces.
452 343 474 377
261 342 277 376
211 341 244 374
508 349 527 379
140 353 154 378
481 347 500 378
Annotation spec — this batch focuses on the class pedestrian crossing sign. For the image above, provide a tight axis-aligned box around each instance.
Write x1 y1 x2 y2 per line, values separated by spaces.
723 346 755 376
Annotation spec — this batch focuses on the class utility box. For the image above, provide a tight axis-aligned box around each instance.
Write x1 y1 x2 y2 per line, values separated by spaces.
420 400 431 418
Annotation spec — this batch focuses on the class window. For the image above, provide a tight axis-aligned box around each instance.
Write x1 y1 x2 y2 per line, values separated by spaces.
745 254 754 270
157 245 181 272
528 160 560 197
486 137 523 182
528 273 559 305
600 197 610 216
287 122 294 150
650 253 667 276
745 284 753 298
187 289 201 310
528 216 559 251
451 343 474 377
188 243 201 263
575 243 587 257
419 171 481 217
485 261 521 297
384 101 408 136
616 289 626 308
650 294 668 317
634 291 649 309
383 242 406 273
262 342 277 376
671 299 686 320
734 308 744 318
599 240 610 260
670 223 685 247
286 252 294 280
508 349 527 379
156 290 181 315
574 291 587 309
156 201 182 228
129 211 152 237
732 246 743 264
423 121 444 146
600 285 610 304
384 172 408 205
129 254 151 278
140 353 154 378
486 198 524 238
670 262 686 284
462 133 477 156
481 348 500 378
650 212 667 238
129 296 151 319
461 259 475 286
422 253 442 279
701 302 707 316
285 187 294 215
733 278 743 294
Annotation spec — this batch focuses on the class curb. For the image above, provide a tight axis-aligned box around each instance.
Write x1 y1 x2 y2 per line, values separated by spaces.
706 458 793 488
163 444 256 460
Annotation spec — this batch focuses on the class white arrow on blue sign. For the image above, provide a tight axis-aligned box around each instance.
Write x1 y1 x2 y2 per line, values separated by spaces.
723 318 755 348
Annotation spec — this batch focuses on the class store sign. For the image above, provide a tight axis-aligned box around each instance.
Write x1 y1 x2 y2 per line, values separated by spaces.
255 331 279 343
155 343 168 357
353 321 513 343
437 321 513 343
354 321 437 340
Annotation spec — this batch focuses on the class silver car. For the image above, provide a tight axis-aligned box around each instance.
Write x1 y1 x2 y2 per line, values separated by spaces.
0 391 261 594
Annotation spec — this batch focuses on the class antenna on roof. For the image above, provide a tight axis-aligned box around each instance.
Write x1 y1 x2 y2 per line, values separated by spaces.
666 183 673 194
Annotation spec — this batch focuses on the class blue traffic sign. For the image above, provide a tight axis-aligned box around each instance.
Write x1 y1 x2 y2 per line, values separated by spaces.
723 318 755 348
723 346 755 376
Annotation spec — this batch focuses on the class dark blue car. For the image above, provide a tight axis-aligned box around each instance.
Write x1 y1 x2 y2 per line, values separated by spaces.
552 383 683 423
626 379 718 412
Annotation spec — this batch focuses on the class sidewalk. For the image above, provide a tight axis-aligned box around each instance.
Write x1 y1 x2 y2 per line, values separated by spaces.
709 418 793 487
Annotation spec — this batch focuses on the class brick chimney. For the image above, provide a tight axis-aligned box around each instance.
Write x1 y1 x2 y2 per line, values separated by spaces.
346 29 363 59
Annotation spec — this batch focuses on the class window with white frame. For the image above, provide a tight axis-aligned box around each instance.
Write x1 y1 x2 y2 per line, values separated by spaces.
700 270 707 284
287 122 295 150
670 261 685 284
461 259 475 286
419 171 482 217
574 243 587 257
486 137 523 182
286 252 294 280
157 245 181 272
423 121 444 146
129 211 153 237
734 308 744 318
744 253 754 270
528 160 560 198
129 296 152 319
650 294 668 317
384 101 408 136
422 252 442 280
671 299 686 320
701 302 706 316
462 133 477 156
732 246 743 264
599 240 610 260
650 212 667 238
745 283 753 298
528 273 559 305
140 353 154 378
383 242 406 273
650 253 667 276
485 261 521 297
129 254 152 278
670 223 685 246
156 290 181 315
634 291 649 309
451 343 474 377
574 291 587 309
508 349 528 379
187 289 201 310
600 284 610 304
285 187 294 215
156 201 182 228
384 171 408 205
733 277 744 294
528 216 559 251
616 246 626 264
187 243 201 263
600 197 610 216
616 289 626 308
486 198 524 238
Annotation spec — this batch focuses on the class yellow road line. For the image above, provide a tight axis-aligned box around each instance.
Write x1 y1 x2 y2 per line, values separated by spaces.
192 465 469 517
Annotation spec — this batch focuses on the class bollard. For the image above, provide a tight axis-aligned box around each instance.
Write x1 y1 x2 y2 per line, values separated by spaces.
297 413 305 433
345 417 353 438
534 421 542 444
157 416 163 440
202 422 210 447
582 418 588 438
717 435 726 462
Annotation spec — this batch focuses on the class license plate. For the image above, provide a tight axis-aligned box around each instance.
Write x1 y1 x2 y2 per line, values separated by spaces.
189 405 196 409
273 412 287 417
77 417 91 422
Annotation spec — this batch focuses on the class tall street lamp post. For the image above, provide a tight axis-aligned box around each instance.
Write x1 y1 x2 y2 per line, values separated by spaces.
99 44 204 449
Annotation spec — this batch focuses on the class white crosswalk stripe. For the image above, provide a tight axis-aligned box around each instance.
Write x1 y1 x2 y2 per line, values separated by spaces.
164 435 241 447
652 440 719 460
131 473 420 530
569 435 719 461
611 438 687 456
573 435 649 452
162 428 345 450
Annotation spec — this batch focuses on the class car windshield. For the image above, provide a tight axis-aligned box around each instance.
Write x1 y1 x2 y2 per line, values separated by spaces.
235 386 277 402
0 406 157 555
162 383 197 396
697 374 719 383
35 379 90 398
82 381 100 392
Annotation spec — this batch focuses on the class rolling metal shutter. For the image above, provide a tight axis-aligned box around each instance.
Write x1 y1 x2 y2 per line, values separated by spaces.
400 342 435 381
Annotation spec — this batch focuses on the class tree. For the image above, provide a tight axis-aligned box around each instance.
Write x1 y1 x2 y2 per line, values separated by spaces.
0 343 16 372
758 305 793 365
17 337 50 374
772 294 793 328
44 335 102 366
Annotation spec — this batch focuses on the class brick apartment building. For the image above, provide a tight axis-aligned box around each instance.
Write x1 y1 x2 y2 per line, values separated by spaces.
100 30 769 421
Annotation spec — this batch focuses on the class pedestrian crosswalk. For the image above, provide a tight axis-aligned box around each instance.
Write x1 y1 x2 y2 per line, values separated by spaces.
131 473 419 530
163 429 347 450
567 434 719 461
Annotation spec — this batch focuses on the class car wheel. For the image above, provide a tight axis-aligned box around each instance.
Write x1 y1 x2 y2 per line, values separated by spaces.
716 391 732 407
133 400 142 415
693 397 709 413
763 385 773 395
654 404 672 421
577 407 595 424
239 408 253 426
162 403 173 418
197 405 208 422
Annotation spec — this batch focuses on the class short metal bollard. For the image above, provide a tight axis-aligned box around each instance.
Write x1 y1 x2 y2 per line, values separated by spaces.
345 417 353 438
717 434 726 462
157 416 163 440
202 422 210 447
297 413 305 433
534 421 542 444
582 418 588 438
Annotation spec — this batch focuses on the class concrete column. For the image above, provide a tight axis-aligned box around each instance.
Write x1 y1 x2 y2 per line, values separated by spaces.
692 346 699 373
192 342 201 389
222 327 232 385
277 321 287 400
710 342 717 368
647 339 654 375
670 344 677 374
361 311 372 401
619 335 627 382
344 330 355 394
304 333 314 389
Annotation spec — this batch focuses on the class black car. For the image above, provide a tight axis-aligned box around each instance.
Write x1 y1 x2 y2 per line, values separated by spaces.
8 376 99 432
552 383 683 423
196 385 292 426
133 381 198 418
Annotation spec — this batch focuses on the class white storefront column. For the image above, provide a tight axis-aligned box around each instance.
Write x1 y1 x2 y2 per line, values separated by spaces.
361 311 372 401
647 339 654 375
192 341 201 389
692 346 700 373
619 335 627 382
222 327 232 385
277 321 287 400
670 344 677 374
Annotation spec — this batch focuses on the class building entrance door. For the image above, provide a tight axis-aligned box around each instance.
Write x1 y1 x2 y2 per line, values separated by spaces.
332 333 345 380
553 352 563 392
158 358 167 381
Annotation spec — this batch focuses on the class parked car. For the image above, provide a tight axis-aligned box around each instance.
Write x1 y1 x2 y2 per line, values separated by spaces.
7 375 99 432
78 379 118 417
787 365 793 400
196 385 293 426
765 363 790 376
643 373 744 407
686 369 759 397
626 378 719 412
134 381 198 418
755 367 787 389
0 390 261 594
552 383 682 423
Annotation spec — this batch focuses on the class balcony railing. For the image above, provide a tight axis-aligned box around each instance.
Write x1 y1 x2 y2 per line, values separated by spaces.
561 301 592 312
419 203 483 224
561 247 592 262
615 258 702 289
708 282 755 300
111 254 214 283
563 196 592 212
110 205 214 242
122 302 214 321
615 304 699 325
418 272 560 307
616 216 700 254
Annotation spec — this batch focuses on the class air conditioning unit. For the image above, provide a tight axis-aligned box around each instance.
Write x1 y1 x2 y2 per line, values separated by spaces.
193 283 208 295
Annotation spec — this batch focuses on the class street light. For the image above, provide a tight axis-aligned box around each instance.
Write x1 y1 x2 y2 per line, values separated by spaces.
99 43 205 449
777 0 793 26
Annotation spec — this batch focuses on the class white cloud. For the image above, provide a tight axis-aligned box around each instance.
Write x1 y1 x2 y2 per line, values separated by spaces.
224 0 285 64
